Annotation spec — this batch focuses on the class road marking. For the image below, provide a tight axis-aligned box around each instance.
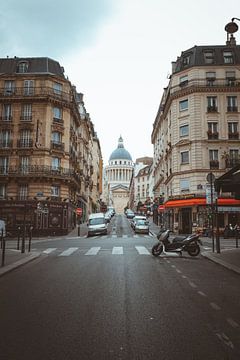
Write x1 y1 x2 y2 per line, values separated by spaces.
210 302 221 310
176 269 182 273
58 247 78 256
198 291 207 297
182 275 187 279
188 281 197 288
112 235 117 238
85 247 101 256
112 247 123 255
122 235 128 238
43 248 57 254
227 318 239 329
135 246 150 255
171 264 176 268
216 333 234 349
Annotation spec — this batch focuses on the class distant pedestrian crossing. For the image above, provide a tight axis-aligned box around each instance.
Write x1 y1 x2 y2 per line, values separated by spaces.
41 246 152 257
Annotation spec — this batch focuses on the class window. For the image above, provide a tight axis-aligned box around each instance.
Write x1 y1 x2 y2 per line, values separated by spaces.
209 149 218 161
226 71 236 85
20 130 31 147
53 82 62 95
21 104 32 121
53 107 62 121
0 130 11 147
20 156 29 174
51 185 60 197
4 80 15 95
24 80 34 95
17 62 28 73
52 131 61 143
180 124 189 137
2 104 12 121
179 75 188 86
227 96 237 112
207 96 217 112
182 55 190 66
208 122 218 133
52 157 61 170
180 179 189 192
230 149 239 160
204 51 214 64
206 72 216 86
179 99 188 111
0 184 6 199
223 51 233 64
181 151 189 164
0 156 9 174
19 184 28 200
228 122 238 134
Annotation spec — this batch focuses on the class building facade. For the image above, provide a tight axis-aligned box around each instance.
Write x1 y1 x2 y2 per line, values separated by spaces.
104 136 133 213
152 29 240 234
0 57 102 235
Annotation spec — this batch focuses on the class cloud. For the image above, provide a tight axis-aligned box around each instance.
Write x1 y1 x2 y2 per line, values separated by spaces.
0 0 113 57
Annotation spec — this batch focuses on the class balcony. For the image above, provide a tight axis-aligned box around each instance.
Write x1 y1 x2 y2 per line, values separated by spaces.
0 165 81 184
228 132 239 140
226 158 240 168
0 116 12 122
209 160 219 169
227 106 238 112
207 131 219 140
51 141 65 151
0 140 13 148
17 139 33 148
20 115 32 121
0 86 71 103
207 106 218 113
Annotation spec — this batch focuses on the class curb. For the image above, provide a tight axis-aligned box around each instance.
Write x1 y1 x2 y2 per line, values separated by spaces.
201 251 240 275
0 252 41 277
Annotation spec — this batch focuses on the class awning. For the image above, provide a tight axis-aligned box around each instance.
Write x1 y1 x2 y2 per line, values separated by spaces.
164 198 240 208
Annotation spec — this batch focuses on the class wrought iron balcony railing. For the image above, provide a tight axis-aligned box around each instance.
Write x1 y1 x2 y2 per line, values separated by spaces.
225 158 240 168
17 139 33 148
51 141 65 151
207 131 219 140
0 164 81 183
228 132 239 140
0 86 71 103
227 106 238 112
209 160 219 169
0 140 13 148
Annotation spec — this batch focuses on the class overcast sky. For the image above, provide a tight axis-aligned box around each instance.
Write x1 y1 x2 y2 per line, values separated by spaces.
1 0 239 164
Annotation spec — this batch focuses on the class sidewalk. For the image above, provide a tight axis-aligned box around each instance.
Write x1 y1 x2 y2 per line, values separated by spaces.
1 218 240 277
148 219 240 275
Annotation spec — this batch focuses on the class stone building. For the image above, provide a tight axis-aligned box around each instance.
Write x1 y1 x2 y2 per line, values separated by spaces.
104 136 133 213
151 24 240 234
0 57 102 235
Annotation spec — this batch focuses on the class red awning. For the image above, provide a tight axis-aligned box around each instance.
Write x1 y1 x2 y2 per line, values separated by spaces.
164 198 240 208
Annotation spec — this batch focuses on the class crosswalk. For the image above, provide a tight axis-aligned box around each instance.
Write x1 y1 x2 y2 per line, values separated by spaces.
41 246 152 257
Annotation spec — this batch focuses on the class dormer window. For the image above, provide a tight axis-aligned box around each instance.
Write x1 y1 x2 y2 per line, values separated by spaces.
204 51 214 64
223 51 233 64
17 61 29 73
182 55 190 66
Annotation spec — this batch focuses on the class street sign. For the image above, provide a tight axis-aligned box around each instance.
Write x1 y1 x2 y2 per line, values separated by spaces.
76 208 82 216
206 184 217 204
158 205 165 212
206 172 215 183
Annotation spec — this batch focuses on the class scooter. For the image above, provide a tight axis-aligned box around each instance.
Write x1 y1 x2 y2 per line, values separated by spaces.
152 229 202 257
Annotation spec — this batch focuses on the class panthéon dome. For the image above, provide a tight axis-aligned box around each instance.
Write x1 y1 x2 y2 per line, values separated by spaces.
109 136 132 161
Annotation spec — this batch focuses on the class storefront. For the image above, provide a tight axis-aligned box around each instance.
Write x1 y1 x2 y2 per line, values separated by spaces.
163 197 240 234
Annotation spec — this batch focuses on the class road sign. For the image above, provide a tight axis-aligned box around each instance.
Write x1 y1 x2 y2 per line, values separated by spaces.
76 208 82 216
158 205 165 212
206 184 217 204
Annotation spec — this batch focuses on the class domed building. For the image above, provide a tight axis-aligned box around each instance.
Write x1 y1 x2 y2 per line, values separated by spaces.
104 136 134 213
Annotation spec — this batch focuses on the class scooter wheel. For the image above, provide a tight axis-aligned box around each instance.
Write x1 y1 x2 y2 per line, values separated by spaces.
152 244 163 257
187 244 200 256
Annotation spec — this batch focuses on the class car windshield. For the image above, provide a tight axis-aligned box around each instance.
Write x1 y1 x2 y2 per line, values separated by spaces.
89 218 105 225
136 220 148 226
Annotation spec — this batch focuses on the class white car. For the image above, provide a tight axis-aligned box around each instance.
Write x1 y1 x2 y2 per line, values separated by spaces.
134 219 150 234
87 213 108 237
131 215 147 229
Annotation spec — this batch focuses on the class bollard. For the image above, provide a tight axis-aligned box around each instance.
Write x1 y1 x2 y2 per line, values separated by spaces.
17 227 21 250
1 236 6 267
0 228 3 249
236 230 239 248
28 226 33 252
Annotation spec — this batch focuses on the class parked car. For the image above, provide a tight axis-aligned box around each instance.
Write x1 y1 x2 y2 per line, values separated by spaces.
104 211 112 223
125 209 135 219
87 213 108 237
134 219 150 234
131 215 147 229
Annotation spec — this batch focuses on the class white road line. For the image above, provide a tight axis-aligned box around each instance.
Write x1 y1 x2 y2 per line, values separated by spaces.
112 247 123 255
210 302 221 310
43 248 57 254
58 247 78 256
176 269 182 273
182 275 187 279
171 265 176 268
122 235 128 238
133 235 139 238
198 291 207 297
188 281 197 288
85 247 101 256
112 235 117 238
135 246 150 255
227 318 239 329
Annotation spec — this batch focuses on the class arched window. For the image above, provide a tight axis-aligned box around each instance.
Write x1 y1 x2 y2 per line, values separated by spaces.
17 61 29 73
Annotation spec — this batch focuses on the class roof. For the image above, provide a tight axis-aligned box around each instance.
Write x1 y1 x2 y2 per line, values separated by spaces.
0 57 65 78
173 44 240 74
109 136 132 161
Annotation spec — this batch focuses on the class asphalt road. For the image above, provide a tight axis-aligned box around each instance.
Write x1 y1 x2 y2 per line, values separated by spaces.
0 215 240 360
